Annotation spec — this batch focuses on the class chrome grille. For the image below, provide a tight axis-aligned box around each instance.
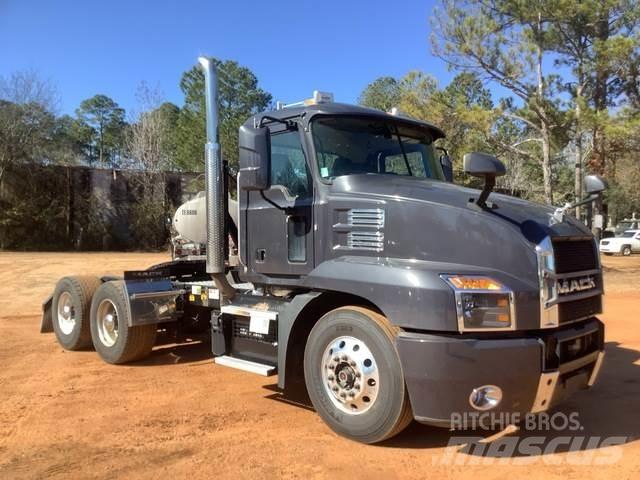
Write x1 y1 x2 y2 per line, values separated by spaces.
347 231 384 252
348 209 385 228
537 236 602 328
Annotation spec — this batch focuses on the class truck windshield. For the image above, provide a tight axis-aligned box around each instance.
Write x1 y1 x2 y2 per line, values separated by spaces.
312 116 444 181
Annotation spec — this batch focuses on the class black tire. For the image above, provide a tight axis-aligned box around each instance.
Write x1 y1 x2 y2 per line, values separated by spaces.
621 245 632 256
90 281 157 364
51 276 101 350
304 306 413 444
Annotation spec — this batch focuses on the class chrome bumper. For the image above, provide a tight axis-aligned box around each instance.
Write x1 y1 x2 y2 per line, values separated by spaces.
532 350 605 413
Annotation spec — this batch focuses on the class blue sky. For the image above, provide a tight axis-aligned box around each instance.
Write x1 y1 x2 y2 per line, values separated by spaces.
1 0 462 116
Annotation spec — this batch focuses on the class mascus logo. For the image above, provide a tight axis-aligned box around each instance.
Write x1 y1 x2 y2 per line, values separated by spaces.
558 276 596 295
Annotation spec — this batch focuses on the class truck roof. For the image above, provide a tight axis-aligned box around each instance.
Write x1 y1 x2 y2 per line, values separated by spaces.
245 102 446 140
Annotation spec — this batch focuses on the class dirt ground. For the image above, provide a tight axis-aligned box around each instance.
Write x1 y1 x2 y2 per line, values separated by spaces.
0 252 638 479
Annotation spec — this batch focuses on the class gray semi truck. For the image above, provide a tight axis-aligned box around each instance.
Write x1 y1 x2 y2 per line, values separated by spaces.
42 57 607 444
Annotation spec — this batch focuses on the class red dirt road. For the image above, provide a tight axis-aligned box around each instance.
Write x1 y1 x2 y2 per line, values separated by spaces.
0 252 639 479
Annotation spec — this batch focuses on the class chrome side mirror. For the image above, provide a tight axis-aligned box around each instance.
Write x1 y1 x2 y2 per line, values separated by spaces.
238 125 270 191
584 175 608 195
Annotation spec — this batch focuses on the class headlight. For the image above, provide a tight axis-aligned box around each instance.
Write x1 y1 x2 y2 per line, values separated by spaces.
441 275 515 332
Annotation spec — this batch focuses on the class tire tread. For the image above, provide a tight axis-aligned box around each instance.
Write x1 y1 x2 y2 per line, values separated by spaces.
305 305 413 443
53 275 101 350
90 281 156 364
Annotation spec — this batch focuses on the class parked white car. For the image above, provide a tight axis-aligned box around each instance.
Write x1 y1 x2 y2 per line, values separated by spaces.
599 229 640 256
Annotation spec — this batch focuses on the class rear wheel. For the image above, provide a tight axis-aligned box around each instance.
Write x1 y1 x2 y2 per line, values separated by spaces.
621 245 632 256
51 276 101 350
90 281 157 364
304 306 412 444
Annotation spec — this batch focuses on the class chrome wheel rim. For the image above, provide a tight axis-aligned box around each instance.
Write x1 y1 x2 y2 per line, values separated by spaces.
56 291 76 335
96 299 119 347
321 336 380 415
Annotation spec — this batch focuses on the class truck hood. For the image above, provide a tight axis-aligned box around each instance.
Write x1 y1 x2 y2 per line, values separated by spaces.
327 175 593 287
331 174 591 243
313 175 598 333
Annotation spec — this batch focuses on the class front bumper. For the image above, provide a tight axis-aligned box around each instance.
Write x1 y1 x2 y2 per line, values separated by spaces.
396 318 604 426
599 244 617 253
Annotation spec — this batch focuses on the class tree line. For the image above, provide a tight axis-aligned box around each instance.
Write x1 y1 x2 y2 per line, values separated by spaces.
1 0 639 228
0 59 272 184
360 0 640 223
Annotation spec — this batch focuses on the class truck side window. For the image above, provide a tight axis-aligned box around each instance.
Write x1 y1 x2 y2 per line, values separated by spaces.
384 152 427 176
270 131 310 198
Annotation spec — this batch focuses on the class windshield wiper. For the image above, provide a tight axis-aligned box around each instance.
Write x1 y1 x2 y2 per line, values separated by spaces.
393 125 413 176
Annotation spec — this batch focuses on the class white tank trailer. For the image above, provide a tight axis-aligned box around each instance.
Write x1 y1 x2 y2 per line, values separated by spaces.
171 193 238 259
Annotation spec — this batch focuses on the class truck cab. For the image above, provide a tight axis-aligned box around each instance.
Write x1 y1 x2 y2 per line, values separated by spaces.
231 98 606 426
238 103 448 281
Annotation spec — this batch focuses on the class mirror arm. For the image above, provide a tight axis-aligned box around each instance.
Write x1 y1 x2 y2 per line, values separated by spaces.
476 175 496 208
260 190 295 214
571 193 599 209
552 193 599 224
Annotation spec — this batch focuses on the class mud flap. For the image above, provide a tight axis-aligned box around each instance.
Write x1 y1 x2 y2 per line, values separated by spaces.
124 278 185 326
41 295 53 333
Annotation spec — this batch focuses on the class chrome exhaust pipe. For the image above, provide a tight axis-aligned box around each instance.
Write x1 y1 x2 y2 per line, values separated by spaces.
198 56 235 300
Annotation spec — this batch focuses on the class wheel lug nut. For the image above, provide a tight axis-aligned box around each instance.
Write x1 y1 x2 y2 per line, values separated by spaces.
328 375 335 381
340 392 346 398
333 386 339 392
348 391 355 397
333 356 339 362
328 363 335 370
355 372 361 378
349 360 356 367
341 355 348 361
354 383 360 390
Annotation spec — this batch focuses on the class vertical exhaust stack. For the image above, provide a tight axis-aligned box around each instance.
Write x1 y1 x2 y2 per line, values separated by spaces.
198 56 235 300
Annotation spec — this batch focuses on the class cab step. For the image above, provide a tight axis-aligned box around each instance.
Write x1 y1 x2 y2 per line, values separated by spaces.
214 355 276 376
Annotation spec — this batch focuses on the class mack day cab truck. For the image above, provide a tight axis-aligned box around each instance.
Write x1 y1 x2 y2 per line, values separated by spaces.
42 57 608 444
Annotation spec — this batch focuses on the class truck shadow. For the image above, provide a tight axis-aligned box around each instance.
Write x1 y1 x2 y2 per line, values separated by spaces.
382 341 640 457
131 331 213 366
262 384 316 412
261 341 639 455
130 334 639 458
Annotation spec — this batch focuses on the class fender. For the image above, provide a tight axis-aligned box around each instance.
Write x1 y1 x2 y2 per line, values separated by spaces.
275 291 322 389
42 274 184 333
301 256 541 331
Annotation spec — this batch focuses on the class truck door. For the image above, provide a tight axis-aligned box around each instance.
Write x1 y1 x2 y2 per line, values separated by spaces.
245 129 314 276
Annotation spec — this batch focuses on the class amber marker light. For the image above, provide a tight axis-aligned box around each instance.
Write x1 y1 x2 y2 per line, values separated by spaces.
445 276 505 291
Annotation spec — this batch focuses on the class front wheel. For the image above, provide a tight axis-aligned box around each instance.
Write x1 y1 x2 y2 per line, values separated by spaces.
621 245 632 256
304 306 413 444
90 281 157 364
